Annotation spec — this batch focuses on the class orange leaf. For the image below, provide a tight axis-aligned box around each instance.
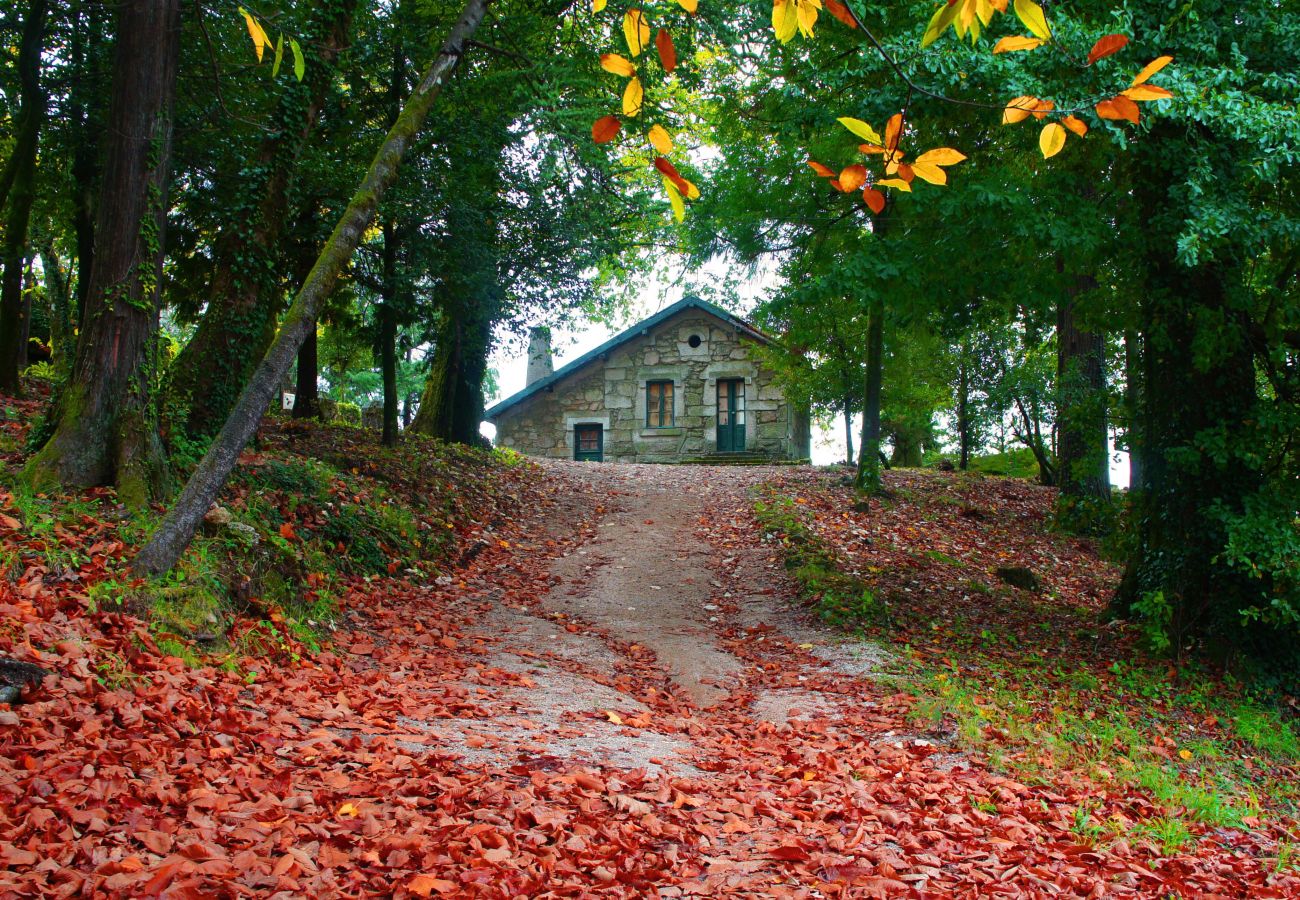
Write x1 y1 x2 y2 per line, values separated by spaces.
1032 98 1055 120
858 143 885 155
656 29 676 73
0 513 20 529
654 156 691 196
1062 114 1088 137
592 115 621 143
1131 55 1173 86
884 113 903 152
1086 33 1128 65
823 0 857 29
993 35 1045 53
1122 84 1173 101
838 164 867 192
600 53 636 77
807 159 835 177
828 178 845 193
862 186 885 214
896 163 915 183
1095 95 1140 123
1002 96 1039 125
279 522 296 541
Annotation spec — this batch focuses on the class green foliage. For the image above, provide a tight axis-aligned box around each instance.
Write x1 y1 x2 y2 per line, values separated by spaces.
967 448 1041 480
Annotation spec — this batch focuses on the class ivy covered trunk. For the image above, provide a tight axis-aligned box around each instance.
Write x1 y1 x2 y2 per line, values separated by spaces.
1112 122 1262 655
166 0 357 439
410 303 494 446
23 0 181 505
0 0 50 395
132 0 491 576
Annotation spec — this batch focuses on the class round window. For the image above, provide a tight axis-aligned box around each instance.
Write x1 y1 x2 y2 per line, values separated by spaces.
687 334 702 348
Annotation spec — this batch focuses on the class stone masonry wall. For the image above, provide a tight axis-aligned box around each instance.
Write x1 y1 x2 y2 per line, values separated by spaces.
494 310 810 462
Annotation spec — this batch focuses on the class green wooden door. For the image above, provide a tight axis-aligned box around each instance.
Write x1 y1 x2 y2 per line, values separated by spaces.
574 424 603 462
716 379 746 452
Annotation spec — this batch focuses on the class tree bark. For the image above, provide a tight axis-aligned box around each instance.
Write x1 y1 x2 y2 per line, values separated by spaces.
167 0 358 438
1124 328 1144 491
1056 259 1109 500
0 0 50 395
293 324 320 419
957 338 971 469
409 303 494 445
842 396 854 466
36 234 73 364
854 298 884 494
379 221 400 446
22 0 181 505
132 0 491 576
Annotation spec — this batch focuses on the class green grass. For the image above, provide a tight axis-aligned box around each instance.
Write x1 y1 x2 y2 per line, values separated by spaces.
967 448 1041 480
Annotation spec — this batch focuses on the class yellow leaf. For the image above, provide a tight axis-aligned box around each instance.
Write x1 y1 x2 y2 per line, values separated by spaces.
1039 121 1066 158
663 176 685 222
648 124 673 154
622 77 644 117
676 0 698 12
600 54 636 77
1131 55 1173 86
910 161 947 185
1002 95 1039 125
592 0 606 11
795 0 821 39
993 35 1045 53
1062 114 1088 137
1121 84 1173 101
921 1 960 48
915 147 966 166
772 0 799 44
238 7 270 63
1178 748 1192 760
623 9 651 57
605 710 624 725
837 117 883 146
1012 0 1050 40
337 801 360 818
875 177 911 192
681 178 700 200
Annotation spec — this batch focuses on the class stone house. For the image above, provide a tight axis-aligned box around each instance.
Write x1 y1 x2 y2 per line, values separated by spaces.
486 297 811 463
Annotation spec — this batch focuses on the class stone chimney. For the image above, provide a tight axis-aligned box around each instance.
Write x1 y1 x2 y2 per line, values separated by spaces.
525 327 554 386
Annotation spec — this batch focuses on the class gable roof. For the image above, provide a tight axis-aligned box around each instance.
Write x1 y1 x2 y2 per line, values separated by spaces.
485 296 772 421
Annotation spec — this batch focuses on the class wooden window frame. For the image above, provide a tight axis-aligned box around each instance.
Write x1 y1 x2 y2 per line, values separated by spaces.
645 380 675 428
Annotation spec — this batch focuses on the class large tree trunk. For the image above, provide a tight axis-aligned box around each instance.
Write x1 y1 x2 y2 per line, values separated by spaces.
854 298 884 494
293 325 320 419
1055 263 1109 500
36 234 74 364
1110 123 1261 653
0 0 50 395
70 0 109 329
22 0 181 505
410 304 494 445
167 0 358 439
132 0 491 576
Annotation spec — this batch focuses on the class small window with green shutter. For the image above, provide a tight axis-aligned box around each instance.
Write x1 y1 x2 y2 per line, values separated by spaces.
646 381 675 427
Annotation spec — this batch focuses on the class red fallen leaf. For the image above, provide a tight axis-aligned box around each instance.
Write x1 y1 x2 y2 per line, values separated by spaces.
592 115 621 144
408 875 458 896
573 772 605 792
0 513 21 529
768 844 810 861
644 519 654 525
279 522 296 541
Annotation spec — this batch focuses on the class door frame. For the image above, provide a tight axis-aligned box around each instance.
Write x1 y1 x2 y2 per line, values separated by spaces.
716 378 747 453
573 423 604 462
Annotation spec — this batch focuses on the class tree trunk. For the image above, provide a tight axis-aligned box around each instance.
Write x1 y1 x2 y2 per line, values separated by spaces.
131 0 491 576
293 324 319 419
22 0 181 506
1124 328 1144 491
957 338 971 469
167 0 358 438
854 298 884 494
0 0 50 395
409 303 494 445
842 396 854 466
1056 260 1109 500
70 1 108 330
36 235 73 364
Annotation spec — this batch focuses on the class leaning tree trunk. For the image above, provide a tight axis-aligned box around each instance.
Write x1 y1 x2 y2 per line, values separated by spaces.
1055 260 1109 501
0 0 50 395
22 0 181 506
167 0 358 439
132 0 490 576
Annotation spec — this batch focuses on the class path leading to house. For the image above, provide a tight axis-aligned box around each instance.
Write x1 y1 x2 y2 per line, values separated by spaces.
6 459 1292 898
